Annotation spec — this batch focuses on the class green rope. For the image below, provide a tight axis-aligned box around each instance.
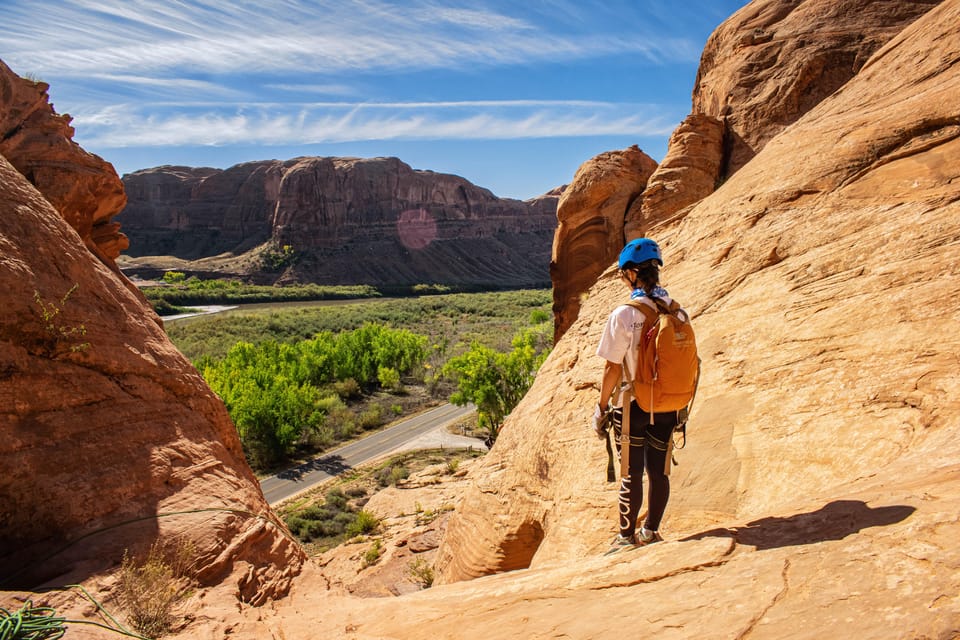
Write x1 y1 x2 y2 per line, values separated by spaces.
0 584 155 640
0 601 65 640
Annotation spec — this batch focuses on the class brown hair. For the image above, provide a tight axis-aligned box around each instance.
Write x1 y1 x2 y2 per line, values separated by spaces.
627 260 660 296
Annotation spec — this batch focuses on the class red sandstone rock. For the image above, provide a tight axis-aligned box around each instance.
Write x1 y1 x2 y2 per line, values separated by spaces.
0 154 304 602
693 0 942 176
550 145 658 340
552 0 940 351
0 59 128 273
5 1 960 637
428 3 960 635
626 114 725 238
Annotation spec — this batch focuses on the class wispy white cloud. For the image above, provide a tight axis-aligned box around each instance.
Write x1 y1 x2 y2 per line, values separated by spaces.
72 101 678 147
85 73 245 96
263 83 360 97
2 0 699 78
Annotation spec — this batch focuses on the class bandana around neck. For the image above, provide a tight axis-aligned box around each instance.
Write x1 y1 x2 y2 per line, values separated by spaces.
630 286 669 300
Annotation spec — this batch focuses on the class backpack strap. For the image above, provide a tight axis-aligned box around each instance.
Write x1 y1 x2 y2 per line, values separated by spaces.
619 385 633 479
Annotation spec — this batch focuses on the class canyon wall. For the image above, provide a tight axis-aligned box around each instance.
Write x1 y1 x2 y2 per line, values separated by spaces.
119 157 559 288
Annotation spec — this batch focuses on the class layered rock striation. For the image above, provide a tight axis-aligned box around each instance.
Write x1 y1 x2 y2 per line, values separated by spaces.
119 157 559 288
550 145 658 339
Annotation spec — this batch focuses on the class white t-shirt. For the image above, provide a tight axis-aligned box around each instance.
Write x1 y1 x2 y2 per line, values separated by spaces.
596 295 673 406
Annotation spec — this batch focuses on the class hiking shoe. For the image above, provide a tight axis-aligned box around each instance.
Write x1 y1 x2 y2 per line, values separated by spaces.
604 534 638 555
638 527 663 545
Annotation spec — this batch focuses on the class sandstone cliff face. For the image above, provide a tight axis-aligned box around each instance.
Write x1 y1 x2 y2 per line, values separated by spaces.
0 59 128 272
119 157 559 288
624 113 725 236
550 145 658 340
425 1 960 635
550 0 941 337
0 154 304 601
693 0 942 176
120 162 282 259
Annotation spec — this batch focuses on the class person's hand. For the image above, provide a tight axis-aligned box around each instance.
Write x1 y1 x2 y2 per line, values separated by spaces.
591 403 610 440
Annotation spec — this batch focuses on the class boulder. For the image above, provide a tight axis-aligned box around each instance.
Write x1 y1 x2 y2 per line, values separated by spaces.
550 145 658 340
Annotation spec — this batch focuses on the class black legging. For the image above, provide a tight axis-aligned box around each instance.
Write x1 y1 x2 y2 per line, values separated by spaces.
612 400 678 536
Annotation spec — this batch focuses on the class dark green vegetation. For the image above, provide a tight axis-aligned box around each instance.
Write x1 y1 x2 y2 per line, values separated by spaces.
167 288 552 362
278 449 483 552
164 288 553 473
143 272 380 308
283 486 377 550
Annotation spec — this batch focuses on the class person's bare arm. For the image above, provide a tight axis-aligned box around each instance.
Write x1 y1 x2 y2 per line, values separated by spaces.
599 360 623 409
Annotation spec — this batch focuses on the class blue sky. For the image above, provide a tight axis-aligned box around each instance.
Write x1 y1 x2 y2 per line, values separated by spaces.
2 1 748 200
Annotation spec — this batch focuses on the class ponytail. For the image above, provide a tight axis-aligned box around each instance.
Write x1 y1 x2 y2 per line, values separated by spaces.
632 261 660 296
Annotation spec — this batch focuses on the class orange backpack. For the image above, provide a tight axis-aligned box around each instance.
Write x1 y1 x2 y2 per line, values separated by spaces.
626 297 700 418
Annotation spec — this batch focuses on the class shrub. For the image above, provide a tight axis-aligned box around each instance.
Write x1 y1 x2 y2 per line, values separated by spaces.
346 509 380 537
359 404 384 431
261 243 298 271
116 538 194 638
333 378 361 399
407 557 435 588
377 464 409 487
32 284 89 357
345 486 368 499
529 308 551 324
362 539 382 567
325 489 348 510
377 366 401 390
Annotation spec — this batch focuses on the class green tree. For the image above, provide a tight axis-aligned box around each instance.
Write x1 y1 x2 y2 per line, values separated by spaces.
200 324 429 470
442 322 551 443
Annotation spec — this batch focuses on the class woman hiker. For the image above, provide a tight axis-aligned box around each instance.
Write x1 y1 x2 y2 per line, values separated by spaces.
592 237 680 554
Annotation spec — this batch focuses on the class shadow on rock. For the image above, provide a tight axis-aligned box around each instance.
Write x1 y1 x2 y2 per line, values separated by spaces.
276 454 351 481
682 500 916 550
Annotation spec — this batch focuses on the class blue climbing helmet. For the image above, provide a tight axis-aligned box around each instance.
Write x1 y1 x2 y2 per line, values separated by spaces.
618 237 663 269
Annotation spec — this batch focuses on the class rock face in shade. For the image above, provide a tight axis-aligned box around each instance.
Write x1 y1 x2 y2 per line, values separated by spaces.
118 157 559 289
550 145 658 340
118 163 282 259
0 153 305 602
0 59 128 272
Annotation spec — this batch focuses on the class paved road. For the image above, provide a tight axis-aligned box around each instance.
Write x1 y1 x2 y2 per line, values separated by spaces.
260 403 478 505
